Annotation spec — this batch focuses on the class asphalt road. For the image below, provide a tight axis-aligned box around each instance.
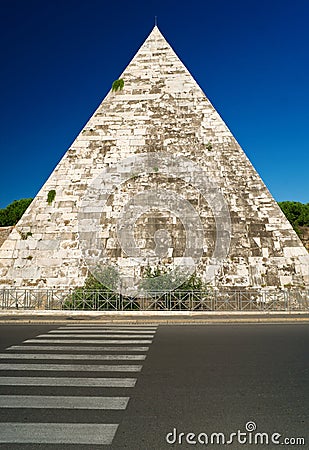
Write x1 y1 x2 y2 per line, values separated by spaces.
0 324 308 449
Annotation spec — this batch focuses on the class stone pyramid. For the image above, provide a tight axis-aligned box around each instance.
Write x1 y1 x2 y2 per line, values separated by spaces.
0 26 308 292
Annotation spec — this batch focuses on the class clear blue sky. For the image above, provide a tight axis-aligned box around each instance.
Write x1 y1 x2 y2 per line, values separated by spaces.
0 0 308 208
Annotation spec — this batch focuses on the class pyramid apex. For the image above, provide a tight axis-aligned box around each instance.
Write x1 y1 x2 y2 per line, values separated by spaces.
149 24 163 36
140 24 170 51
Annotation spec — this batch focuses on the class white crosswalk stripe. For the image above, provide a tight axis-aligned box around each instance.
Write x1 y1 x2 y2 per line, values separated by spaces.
38 333 155 338
62 326 158 330
49 329 156 334
0 395 129 409
7 345 149 351
24 338 153 344
0 353 146 360
0 325 158 446
0 363 142 371
0 376 137 387
0 423 119 445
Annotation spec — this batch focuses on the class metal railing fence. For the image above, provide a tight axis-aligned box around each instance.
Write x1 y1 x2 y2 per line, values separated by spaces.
0 288 308 311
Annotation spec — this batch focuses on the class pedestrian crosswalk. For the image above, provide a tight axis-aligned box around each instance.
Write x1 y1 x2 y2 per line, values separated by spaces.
0 324 158 446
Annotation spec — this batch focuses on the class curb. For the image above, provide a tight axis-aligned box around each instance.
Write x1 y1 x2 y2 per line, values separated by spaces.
0 310 309 325
1 310 309 316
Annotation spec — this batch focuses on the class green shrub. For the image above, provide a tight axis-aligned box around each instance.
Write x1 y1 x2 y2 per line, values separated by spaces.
139 264 210 293
138 264 212 310
62 268 120 310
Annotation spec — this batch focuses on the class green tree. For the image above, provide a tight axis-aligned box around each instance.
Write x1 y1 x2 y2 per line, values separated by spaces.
278 201 309 234
0 198 33 226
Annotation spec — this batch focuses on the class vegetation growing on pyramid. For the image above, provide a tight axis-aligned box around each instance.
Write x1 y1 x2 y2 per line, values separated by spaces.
19 231 32 240
111 78 124 92
205 141 213 151
0 198 32 226
47 190 56 205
